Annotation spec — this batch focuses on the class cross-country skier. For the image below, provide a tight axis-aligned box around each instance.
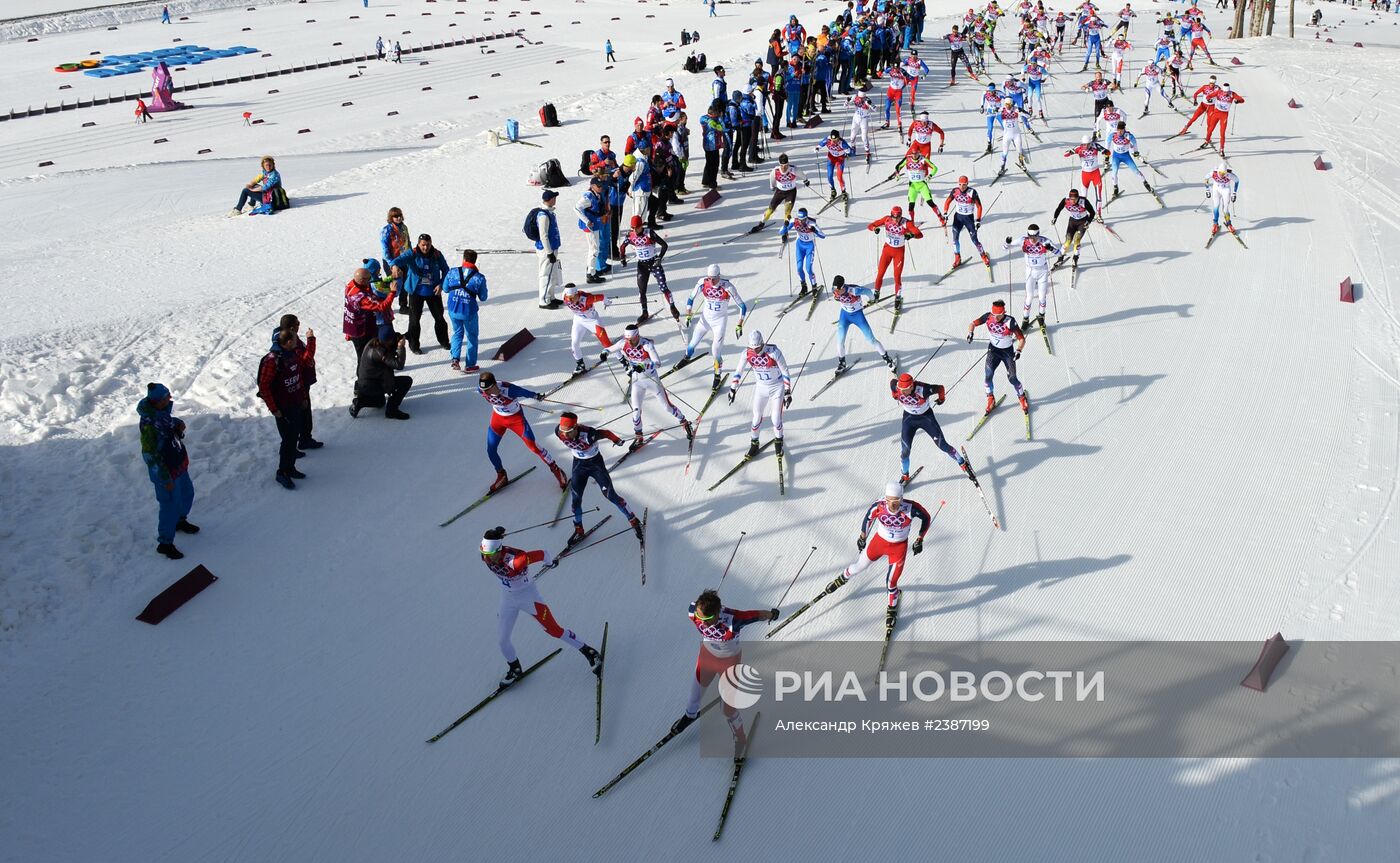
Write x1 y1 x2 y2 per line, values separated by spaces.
944 176 991 269
685 264 749 391
476 372 569 493
619 216 678 323
758 154 809 228
1094 98 1126 143
727 329 791 460
979 82 1004 155
831 482 933 608
1178 76 1220 136
995 96 1031 172
1110 3 1136 36
905 110 945 157
1135 59 1168 115
1184 17 1214 68
602 323 695 446
1104 120 1157 201
866 206 925 305
553 412 644 543
561 284 615 373
966 299 1028 415
1065 135 1109 208
901 49 930 108
1023 56 1050 119
1199 82 1243 156
830 276 896 370
479 527 602 686
1205 162 1239 236
814 130 854 201
1002 224 1060 329
946 26 978 84
891 372 976 483
780 207 826 295
1107 34 1132 85
902 150 947 228
1051 188 1096 269
1081 70 1118 120
1078 10 1106 70
882 64 909 132
669 590 778 754
849 93 876 163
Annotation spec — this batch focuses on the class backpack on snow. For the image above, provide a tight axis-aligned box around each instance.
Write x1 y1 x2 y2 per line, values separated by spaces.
539 102 559 127
522 206 544 243
537 159 569 188
579 149 595 176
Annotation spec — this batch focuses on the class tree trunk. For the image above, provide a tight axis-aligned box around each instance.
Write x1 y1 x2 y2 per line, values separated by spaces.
1289 0 1295 37
1268 0 1277 35
1232 0 1249 37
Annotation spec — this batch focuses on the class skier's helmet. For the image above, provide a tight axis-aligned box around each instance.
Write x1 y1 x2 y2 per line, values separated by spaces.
748 330 765 348
630 215 643 229
797 207 809 218
1080 134 1091 144
707 263 722 279
891 205 903 217
896 373 915 392
884 481 904 501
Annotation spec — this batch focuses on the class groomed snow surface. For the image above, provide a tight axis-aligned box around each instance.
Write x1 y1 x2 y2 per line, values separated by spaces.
2 0 1398 860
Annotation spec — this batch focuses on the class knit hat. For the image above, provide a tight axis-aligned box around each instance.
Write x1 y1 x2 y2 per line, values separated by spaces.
146 382 171 401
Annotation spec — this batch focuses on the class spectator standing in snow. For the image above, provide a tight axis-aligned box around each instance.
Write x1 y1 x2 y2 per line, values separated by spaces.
380 207 411 314
606 39 617 62
393 41 402 63
444 249 489 373
256 329 310 489
532 189 564 309
161 5 170 23
344 264 396 360
351 335 412 420
709 0 716 17
274 315 321 450
388 233 450 354
138 382 197 560
229 156 280 216
134 98 149 123
376 36 385 61
700 101 725 190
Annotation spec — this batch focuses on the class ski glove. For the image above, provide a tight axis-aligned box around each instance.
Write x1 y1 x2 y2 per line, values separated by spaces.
912 537 924 555
547 253 557 264
1132 150 1140 158
856 534 867 551
599 350 610 362
769 608 781 621
1014 349 1022 360
727 387 737 405
804 179 811 186
1004 236 1013 244
783 390 792 409
735 320 744 338
966 332 974 343
938 143 945 153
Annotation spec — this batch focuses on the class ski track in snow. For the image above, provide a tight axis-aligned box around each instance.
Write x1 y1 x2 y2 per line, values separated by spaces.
4 1 1400 861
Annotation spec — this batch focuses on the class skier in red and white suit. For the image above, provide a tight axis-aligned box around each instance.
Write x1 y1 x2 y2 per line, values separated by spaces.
479 526 602 686
866 206 924 302
561 283 613 367
668 589 778 752
1202 82 1244 156
833 483 933 608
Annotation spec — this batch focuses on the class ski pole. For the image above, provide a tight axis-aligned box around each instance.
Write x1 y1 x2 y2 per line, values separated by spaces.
913 338 948 378
542 397 604 411
788 341 817 397
814 245 828 289
1050 267 1060 324
717 531 748 586
462 248 534 255
772 546 818 615
599 407 633 427
505 509 599 535
605 357 630 401
943 347 990 398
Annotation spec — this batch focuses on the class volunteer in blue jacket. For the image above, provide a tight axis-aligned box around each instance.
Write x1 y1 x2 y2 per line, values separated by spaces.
445 249 489 373
138 382 198 560
575 176 610 284
388 233 450 354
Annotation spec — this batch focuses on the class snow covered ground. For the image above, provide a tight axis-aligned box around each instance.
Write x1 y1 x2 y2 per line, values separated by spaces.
3 0 1399 860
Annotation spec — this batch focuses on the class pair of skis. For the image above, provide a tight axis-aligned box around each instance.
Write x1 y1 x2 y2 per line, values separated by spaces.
662 350 709 379
1205 224 1248 249
592 698 756 841
966 392 1032 442
439 465 538 527
706 438 776 492
427 621 610 745
813 190 851 218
